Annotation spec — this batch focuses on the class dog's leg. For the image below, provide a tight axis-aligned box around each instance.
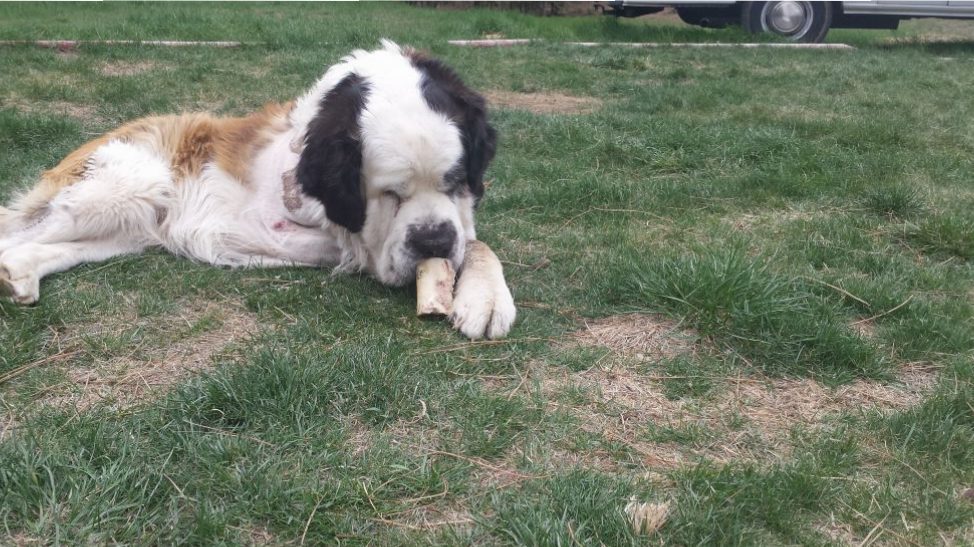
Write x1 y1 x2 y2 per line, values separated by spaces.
0 211 16 256
0 239 146 304
0 205 14 235
450 240 516 340
202 251 319 269
3 141 171 250
0 205 31 254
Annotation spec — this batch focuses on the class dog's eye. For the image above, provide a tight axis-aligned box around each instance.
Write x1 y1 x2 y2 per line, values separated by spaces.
383 191 402 204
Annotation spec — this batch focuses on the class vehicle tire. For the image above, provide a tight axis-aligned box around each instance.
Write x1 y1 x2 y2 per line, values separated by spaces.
740 1 833 43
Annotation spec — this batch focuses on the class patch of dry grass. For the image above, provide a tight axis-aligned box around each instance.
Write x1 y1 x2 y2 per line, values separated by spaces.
884 15 974 44
728 208 824 233
506 315 944 470
485 90 601 115
572 313 698 361
542 359 937 469
8 533 44 547
228 525 278 546
98 60 167 77
4 95 102 124
0 413 15 442
625 499 670 536
41 298 259 411
813 517 861 546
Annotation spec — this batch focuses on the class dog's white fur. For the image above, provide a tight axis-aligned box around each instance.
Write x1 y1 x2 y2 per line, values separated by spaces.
0 41 515 340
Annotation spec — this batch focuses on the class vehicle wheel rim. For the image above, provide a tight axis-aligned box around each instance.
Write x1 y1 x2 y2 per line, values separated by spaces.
760 1 814 38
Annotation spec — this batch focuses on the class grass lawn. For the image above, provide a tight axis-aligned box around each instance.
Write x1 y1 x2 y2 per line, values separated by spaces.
2 3 974 544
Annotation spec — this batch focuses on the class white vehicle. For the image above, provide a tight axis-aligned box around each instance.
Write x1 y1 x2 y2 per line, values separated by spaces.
606 1 974 42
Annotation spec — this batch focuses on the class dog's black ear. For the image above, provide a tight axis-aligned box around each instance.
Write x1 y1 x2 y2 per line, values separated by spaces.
409 52 497 202
297 74 371 233
463 113 497 201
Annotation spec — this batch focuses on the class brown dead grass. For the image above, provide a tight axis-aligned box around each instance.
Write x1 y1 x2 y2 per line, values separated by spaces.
326 317 930 534
541 360 936 469
572 313 698 361
49 101 99 121
43 298 259 411
851 319 877 339
342 415 375 457
814 517 862 546
729 208 822 233
484 90 601 115
0 414 16 442
341 400 440 459
336 416 483 533
8 534 44 547
98 60 165 77
374 501 475 533
503 314 943 470
884 27 974 44
242 526 277 546
625 500 670 536
5 96 102 124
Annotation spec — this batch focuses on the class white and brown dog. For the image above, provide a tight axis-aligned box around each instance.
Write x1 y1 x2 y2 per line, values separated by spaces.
0 40 515 339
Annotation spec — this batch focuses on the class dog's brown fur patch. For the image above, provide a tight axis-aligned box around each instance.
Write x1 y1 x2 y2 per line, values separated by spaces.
13 102 294 218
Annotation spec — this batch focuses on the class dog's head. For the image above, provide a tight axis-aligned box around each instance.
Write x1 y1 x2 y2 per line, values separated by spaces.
295 41 496 286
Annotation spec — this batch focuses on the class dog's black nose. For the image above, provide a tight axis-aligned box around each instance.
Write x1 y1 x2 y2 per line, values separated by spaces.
407 222 457 259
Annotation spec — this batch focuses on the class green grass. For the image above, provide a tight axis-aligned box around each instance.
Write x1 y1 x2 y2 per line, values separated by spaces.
2 3 974 544
624 245 885 382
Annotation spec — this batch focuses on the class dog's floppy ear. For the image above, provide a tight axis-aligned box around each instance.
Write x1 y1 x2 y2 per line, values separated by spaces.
297 73 371 233
462 109 497 201
409 53 497 202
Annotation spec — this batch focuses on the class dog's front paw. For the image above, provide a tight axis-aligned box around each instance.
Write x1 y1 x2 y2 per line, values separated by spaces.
451 275 516 340
0 262 39 305
449 240 517 340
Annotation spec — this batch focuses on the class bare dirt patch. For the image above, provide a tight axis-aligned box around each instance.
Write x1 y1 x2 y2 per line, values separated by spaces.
43 298 259 411
98 60 165 77
484 90 601 115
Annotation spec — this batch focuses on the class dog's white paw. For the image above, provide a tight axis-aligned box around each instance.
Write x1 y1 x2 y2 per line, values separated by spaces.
451 275 516 340
0 260 39 305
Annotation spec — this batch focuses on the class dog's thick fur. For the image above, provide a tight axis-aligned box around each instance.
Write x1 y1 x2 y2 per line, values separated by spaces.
0 41 515 340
